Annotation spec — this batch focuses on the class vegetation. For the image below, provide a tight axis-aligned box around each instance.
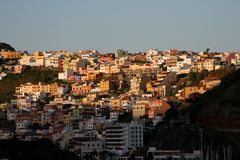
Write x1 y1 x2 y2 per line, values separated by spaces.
188 69 209 85
0 67 58 103
0 139 78 160
185 68 240 128
144 124 240 159
0 42 15 51
0 120 16 132
118 111 132 123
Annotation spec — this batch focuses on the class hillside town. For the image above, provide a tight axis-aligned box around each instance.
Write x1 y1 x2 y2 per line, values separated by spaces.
0 48 239 159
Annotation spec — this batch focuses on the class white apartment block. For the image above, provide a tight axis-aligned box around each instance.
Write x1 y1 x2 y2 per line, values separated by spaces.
105 123 143 154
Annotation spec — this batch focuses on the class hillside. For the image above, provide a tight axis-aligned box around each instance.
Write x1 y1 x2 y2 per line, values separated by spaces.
0 43 15 51
0 67 58 103
187 68 240 128
0 139 78 160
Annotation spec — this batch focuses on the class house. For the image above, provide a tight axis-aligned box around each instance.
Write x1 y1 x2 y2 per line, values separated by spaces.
69 136 103 159
58 69 74 80
15 113 33 134
129 75 151 96
14 65 28 74
148 99 171 118
45 57 59 67
110 111 120 121
177 79 221 100
132 100 149 119
110 98 121 111
100 79 110 92
71 83 92 95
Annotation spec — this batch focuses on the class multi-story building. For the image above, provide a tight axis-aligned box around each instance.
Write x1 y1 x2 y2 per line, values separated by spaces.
105 124 128 152
122 64 162 78
14 65 28 74
71 83 92 95
129 75 151 95
177 78 221 100
194 59 218 72
15 82 60 96
127 123 143 148
45 57 59 67
132 100 149 119
58 69 74 80
100 79 110 92
0 51 21 59
110 98 121 111
105 123 143 154
146 49 159 62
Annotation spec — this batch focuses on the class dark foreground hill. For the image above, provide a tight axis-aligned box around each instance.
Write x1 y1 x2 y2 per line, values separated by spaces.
0 43 15 51
187 68 240 128
0 139 78 160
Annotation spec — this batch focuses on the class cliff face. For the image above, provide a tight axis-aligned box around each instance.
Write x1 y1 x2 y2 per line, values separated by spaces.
188 68 240 128
0 43 15 51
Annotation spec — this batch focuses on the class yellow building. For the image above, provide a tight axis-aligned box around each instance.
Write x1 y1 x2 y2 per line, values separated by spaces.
195 59 215 71
63 60 70 71
110 98 121 111
0 51 21 59
16 82 59 96
87 72 96 81
132 101 148 119
110 65 120 74
68 60 80 72
47 83 58 96
179 86 200 100
100 80 110 92
146 81 155 93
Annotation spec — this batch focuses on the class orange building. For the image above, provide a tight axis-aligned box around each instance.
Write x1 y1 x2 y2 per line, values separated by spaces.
148 99 171 118
100 80 110 92
71 83 92 95
0 51 21 59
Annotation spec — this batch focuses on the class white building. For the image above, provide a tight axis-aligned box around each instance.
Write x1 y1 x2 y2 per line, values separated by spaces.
105 123 143 154
45 57 59 67
58 69 74 80
110 111 120 121
127 123 143 148
146 49 159 61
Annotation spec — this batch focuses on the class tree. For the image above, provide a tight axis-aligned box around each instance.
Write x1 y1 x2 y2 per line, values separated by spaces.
164 108 179 123
115 49 128 58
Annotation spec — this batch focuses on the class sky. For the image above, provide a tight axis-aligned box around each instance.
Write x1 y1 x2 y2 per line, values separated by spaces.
1 0 240 53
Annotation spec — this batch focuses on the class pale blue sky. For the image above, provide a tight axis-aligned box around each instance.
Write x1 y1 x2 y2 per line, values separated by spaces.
1 0 240 53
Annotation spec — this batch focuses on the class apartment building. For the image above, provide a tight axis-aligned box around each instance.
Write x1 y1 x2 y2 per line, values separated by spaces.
99 79 110 92
122 65 162 78
0 51 21 59
71 83 92 95
194 59 217 71
132 100 149 119
129 75 151 95
105 123 143 153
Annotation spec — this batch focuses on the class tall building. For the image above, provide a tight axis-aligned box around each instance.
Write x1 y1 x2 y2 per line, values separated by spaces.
105 123 143 154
